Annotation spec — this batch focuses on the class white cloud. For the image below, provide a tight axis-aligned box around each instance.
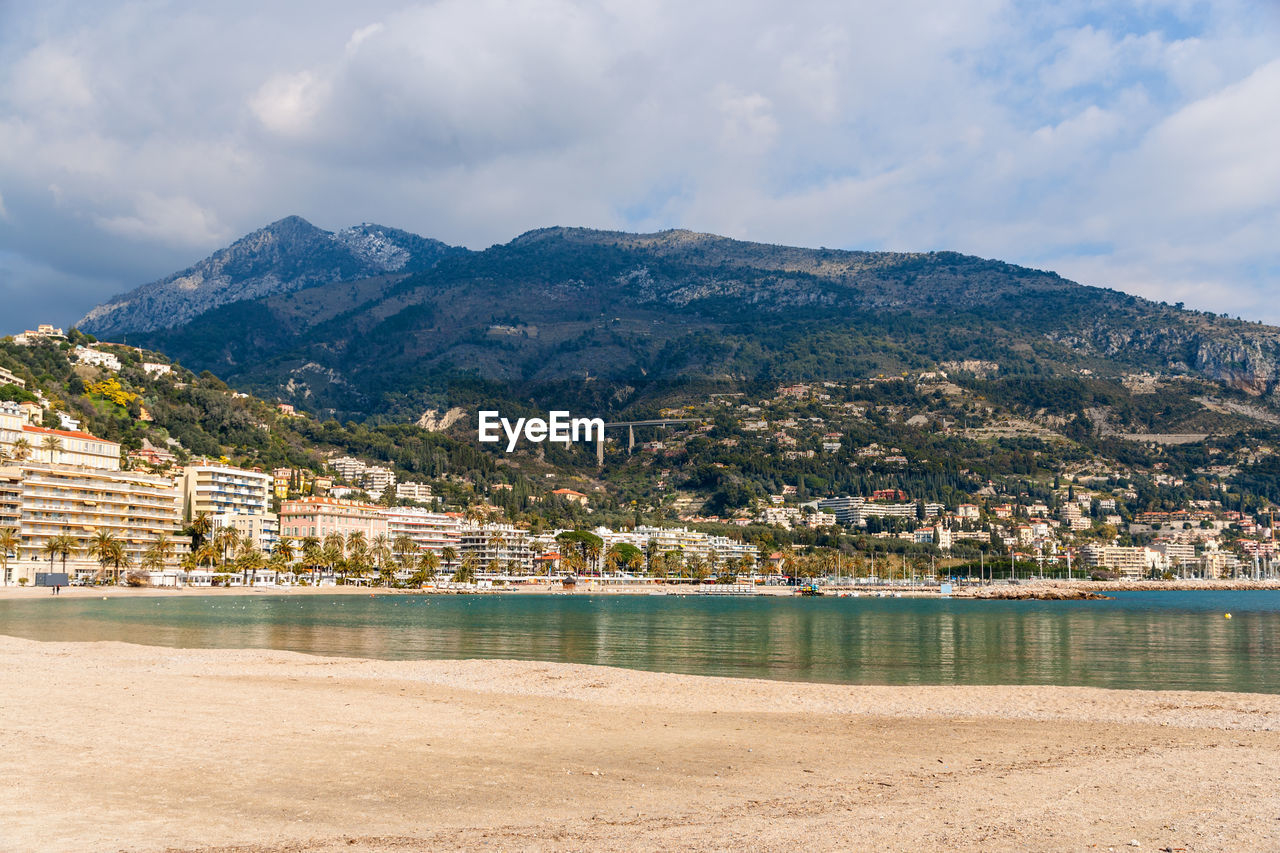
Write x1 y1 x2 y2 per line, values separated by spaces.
95 193 229 246
0 0 1277 332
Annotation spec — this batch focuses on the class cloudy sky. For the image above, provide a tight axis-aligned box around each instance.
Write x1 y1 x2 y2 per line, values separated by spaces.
1 0 1277 333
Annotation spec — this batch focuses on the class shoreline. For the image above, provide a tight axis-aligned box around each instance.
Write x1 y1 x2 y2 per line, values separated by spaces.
1 576 1278 601
3 635 1280 852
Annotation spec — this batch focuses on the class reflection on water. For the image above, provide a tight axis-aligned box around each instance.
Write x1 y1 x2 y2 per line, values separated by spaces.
2 591 1278 692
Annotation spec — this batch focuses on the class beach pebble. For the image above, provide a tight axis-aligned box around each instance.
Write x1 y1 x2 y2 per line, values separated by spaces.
1128 841 1140 847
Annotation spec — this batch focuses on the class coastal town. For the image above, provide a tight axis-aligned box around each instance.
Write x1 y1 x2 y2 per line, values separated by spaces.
3 324 1278 591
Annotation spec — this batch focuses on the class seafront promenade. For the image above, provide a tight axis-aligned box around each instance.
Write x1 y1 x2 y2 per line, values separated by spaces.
4 576 1279 601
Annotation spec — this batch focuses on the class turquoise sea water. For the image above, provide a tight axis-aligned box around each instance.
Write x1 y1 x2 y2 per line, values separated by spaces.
2 591 1278 692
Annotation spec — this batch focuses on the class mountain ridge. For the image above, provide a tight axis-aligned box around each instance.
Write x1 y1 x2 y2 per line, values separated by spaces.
76 216 464 337
74 219 1280 422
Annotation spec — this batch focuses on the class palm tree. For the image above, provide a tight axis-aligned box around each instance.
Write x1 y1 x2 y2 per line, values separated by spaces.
213 527 239 569
301 535 322 585
441 545 457 571
149 532 175 569
106 542 131 585
417 551 440 586
87 530 121 582
0 526 18 586
236 547 267 586
273 538 295 584
453 553 478 584
194 542 217 569
320 541 344 583
10 437 32 463
189 512 213 550
141 544 166 573
370 533 392 584
392 534 416 568
345 531 368 584
51 533 78 578
41 435 63 465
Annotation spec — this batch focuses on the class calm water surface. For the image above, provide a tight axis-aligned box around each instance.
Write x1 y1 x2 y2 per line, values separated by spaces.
2 591 1277 692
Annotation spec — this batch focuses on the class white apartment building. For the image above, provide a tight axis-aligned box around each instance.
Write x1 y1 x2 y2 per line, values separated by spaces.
598 525 757 570
1079 545 1161 579
459 524 535 574
395 481 434 502
181 464 272 520
73 346 122 372
381 507 461 556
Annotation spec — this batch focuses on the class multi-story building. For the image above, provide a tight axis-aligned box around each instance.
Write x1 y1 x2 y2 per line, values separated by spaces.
181 464 272 520
212 512 279 553
2 405 121 470
381 507 461 555
16 462 183 580
0 366 24 388
394 481 434 502
362 465 396 497
598 525 756 570
459 524 535 574
278 497 388 542
1079 545 1160 579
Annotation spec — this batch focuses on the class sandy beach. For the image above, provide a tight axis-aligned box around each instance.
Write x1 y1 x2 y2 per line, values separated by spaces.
2 635 1279 852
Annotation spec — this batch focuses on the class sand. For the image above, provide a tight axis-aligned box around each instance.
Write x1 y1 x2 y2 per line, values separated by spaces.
2 635 1279 852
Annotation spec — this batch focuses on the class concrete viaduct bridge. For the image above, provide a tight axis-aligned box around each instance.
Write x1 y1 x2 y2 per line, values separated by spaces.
595 418 700 466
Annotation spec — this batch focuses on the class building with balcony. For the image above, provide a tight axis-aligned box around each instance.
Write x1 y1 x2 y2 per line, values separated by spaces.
459 524 535 574
181 464 272 521
15 462 183 580
381 507 461 556
279 497 388 542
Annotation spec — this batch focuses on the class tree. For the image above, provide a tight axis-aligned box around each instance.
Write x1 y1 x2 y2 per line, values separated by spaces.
416 550 440 586
0 526 18 585
273 538 295 583
236 546 267 586
10 437 32 463
605 542 642 575
212 526 239 568
556 530 603 576
441 545 457 571
453 553 478 584
40 435 63 465
189 512 213 549
88 530 122 582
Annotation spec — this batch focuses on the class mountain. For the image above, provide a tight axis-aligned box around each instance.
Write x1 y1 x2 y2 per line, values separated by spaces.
76 216 464 337
83 223 1280 423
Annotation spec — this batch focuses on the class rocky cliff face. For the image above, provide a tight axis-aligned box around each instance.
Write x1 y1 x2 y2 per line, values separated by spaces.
76 216 462 337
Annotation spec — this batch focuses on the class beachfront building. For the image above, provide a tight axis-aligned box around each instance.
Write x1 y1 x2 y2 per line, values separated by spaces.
181 463 272 520
381 507 461 555
15 462 184 581
278 497 388 542
459 523 535 574
212 512 279 554
598 525 757 571
1078 544 1161 579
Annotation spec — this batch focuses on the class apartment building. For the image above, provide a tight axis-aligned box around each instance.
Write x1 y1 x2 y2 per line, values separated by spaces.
212 512 279 553
381 507 461 555
278 497 388 541
181 464 272 520
459 523 535 573
598 525 757 569
17 462 183 579
395 481 433 502
2 404 122 470
1078 544 1160 579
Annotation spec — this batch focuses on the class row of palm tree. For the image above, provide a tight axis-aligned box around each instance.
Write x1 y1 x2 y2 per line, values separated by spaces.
0 435 64 466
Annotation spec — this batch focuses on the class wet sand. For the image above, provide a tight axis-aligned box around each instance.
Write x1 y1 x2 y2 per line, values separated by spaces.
2 635 1279 852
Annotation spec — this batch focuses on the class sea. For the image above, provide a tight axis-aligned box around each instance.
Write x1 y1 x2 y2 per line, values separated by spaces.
2 590 1278 693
